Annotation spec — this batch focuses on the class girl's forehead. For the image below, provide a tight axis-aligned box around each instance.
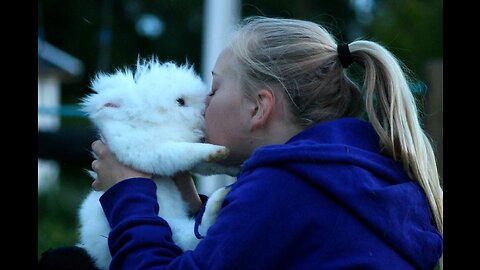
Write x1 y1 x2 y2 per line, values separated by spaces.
214 49 240 81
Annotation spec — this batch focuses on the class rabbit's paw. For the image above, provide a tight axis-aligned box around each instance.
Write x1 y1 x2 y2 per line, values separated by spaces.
206 186 231 215
206 147 229 162
198 186 232 237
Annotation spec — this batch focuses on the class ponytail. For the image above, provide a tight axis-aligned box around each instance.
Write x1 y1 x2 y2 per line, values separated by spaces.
348 41 443 234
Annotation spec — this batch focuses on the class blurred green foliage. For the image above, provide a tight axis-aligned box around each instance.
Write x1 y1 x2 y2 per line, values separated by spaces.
38 0 442 106
38 167 92 260
39 0 359 105
363 0 443 81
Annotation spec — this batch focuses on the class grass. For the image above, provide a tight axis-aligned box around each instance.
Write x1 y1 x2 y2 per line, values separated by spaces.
38 165 93 261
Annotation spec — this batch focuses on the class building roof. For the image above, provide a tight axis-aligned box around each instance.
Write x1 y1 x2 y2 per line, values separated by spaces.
38 38 84 80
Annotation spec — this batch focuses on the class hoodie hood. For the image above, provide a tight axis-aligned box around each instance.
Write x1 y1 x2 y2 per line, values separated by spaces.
240 117 443 269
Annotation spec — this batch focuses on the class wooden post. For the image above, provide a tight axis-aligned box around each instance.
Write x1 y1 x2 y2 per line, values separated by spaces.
197 0 240 196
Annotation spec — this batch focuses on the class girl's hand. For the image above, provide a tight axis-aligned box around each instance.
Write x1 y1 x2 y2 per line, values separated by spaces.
90 140 152 191
172 171 203 215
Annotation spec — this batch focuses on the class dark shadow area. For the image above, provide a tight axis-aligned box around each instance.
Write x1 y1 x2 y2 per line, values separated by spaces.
38 127 98 167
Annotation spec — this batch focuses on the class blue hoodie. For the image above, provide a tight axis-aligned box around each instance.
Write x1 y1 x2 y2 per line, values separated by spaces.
100 117 443 270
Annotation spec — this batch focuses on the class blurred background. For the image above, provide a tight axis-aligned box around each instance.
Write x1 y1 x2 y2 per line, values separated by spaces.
38 0 443 260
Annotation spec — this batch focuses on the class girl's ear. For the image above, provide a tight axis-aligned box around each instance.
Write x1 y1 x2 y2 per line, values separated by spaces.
250 89 275 131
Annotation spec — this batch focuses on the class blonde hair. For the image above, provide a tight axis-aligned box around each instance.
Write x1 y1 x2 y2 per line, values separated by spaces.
228 16 443 235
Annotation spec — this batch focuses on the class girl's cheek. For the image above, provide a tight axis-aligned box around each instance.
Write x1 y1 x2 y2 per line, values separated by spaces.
204 106 215 135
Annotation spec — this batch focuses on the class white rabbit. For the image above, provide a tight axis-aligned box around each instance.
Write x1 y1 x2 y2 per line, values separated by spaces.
76 57 238 270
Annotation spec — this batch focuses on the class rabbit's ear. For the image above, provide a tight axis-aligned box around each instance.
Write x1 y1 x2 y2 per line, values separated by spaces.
79 90 126 117
80 66 136 115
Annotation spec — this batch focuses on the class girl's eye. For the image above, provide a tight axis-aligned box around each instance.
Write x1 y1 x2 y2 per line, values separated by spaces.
208 89 217 96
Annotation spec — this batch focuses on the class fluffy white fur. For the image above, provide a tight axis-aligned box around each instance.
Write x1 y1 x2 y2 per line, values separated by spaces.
76 58 237 270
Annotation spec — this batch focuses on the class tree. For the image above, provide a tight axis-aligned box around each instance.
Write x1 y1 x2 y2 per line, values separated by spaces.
362 0 443 82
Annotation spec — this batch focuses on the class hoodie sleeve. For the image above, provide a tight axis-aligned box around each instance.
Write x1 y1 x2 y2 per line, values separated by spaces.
99 178 189 269
100 173 318 270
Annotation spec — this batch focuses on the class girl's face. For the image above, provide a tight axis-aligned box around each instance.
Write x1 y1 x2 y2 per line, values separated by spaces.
204 48 255 165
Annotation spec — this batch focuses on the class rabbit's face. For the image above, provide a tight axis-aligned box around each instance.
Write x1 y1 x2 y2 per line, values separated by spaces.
80 69 141 124
131 61 208 132
81 60 209 139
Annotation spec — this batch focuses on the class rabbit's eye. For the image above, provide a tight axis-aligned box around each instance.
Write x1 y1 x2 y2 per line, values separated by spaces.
176 98 186 106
